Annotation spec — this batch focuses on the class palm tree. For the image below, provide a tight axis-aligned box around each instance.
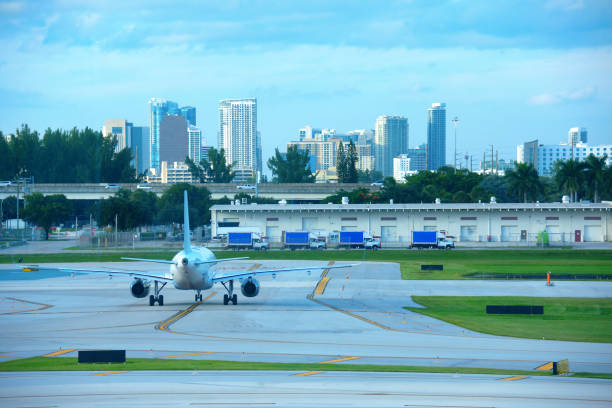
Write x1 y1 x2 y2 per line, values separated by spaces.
553 159 586 203
504 163 543 203
584 154 608 203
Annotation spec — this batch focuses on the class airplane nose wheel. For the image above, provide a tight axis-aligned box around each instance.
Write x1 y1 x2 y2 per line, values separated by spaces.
195 291 203 302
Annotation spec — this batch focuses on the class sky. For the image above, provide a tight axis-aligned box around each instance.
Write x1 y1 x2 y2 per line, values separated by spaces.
1 0 611 172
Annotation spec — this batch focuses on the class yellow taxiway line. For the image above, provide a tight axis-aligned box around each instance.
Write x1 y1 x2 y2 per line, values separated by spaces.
314 277 331 295
160 351 213 359
499 375 528 381
90 371 127 376
318 356 360 364
0 356 17 359
292 371 322 377
156 292 216 332
43 348 76 357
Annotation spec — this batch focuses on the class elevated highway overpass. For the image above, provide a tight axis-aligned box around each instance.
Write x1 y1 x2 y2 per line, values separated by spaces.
0 183 380 202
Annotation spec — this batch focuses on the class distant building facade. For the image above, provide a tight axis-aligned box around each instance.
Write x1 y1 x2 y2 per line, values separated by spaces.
188 125 202 164
218 98 259 183
375 116 409 177
102 119 132 153
148 98 178 170
407 144 428 171
159 115 188 164
393 154 416 182
146 161 194 184
180 106 196 126
427 103 446 170
130 126 150 174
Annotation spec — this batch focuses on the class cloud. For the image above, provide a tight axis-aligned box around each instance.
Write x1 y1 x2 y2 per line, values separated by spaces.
0 1 24 13
77 12 101 29
529 87 595 105
546 0 584 11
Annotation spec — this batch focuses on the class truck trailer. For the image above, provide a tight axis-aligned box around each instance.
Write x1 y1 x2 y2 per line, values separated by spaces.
410 231 454 249
227 232 269 250
282 231 327 249
338 231 381 249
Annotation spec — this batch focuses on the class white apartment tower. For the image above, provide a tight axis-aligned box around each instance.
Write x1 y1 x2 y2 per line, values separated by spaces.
218 98 259 181
188 125 202 164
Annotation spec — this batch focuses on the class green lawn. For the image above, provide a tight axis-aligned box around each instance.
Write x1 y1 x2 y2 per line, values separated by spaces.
406 297 612 343
3 249 611 280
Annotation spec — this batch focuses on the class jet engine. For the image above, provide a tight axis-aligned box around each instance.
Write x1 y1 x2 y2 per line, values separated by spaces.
240 277 260 297
130 278 150 298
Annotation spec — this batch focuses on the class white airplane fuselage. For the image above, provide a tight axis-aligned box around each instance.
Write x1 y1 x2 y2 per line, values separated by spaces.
169 246 215 290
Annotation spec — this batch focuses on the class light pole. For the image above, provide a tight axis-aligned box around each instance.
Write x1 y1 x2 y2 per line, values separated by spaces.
451 117 459 170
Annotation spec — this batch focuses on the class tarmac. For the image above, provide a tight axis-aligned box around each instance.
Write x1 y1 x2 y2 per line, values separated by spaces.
0 258 611 406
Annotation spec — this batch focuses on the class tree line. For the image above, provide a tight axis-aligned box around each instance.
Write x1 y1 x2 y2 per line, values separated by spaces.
0 125 137 183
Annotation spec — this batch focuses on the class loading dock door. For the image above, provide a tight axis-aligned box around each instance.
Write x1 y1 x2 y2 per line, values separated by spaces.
301 217 317 231
583 225 601 242
460 226 477 242
500 226 518 242
381 226 397 243
545 225 561 242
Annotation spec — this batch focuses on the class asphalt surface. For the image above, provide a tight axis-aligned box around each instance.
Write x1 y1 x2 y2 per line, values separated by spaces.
0 259 611 406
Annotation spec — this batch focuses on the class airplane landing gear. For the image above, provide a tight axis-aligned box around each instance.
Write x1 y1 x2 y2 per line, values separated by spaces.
149 281 167 306
221 280 237 305
195 290 203 302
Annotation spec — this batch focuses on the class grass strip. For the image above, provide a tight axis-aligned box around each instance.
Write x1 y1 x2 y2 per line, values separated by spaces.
1 357 610 380
0 356 551 376
406 297 612 343
2 249 612 280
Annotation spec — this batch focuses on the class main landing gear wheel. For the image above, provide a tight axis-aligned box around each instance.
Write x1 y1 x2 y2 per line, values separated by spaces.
221 280 238 305
232 294 238 305
149 295 155 306
195 293 203 302
223 294 229 305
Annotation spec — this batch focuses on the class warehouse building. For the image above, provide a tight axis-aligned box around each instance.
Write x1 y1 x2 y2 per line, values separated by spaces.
210 201 612 245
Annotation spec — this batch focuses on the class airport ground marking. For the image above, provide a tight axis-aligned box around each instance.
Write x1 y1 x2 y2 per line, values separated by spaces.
248 263 262 271
43 348 76 357
314 277 330 295
160 352 213 359
292 371 322 377
536 362 554 371
307 296 400 332
1 297 52 315
156 292 216 332
499 375 528 381
90 371 127 376
0 356 17 359
318 356 360 364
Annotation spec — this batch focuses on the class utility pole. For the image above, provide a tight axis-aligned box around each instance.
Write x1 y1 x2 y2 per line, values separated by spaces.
470 155 473 172
482 152 486 173
115 213 118 248
451 117 459 170
495 151 499 175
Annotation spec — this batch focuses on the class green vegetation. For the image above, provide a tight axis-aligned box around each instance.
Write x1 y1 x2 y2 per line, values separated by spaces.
405 297 612 343
0 357 609 379
267 144 316 183
23 193 73 240
0 356 550 376
2 249 612 281
185 147 235 183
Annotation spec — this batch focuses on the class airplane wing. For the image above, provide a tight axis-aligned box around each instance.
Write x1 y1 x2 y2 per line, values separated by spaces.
212 263 357 283
121 256 250 266
22 266 173 283
194 257 249 265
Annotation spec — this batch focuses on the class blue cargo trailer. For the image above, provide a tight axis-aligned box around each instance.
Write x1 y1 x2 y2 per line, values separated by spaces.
339 231 365 248
227 232 253 248
283 231 310 249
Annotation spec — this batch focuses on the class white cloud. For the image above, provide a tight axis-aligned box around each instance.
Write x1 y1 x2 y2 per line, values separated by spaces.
77 12 101 29
529 87 595 105
0 1 25 13
545 0 584 11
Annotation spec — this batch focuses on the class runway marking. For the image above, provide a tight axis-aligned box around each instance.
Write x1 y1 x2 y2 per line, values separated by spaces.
292 371 322 377
499 375 528 381
90 371 127 376
318 356 360 364
248 263 262 271
536 362 553 371
314 277 330 295
156 292 216 332
43 348 76 357
0 297 52 315
160 352 213 359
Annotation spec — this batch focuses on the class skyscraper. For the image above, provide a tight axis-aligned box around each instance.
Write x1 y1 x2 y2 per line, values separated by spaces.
130 126 150 174
149 98 179 170
159 115 188 164
374 116 409 177
102 119 132 152
218 98 259 182
180 106 196 126
188 125 202 164
427 103 447 170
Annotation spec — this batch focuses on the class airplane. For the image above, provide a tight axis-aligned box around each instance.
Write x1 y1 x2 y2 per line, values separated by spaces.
24 191 356 306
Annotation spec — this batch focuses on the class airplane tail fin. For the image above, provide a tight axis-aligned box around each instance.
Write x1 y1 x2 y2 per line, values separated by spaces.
183 190 191 252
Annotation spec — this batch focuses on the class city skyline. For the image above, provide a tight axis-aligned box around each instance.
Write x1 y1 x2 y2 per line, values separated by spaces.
1 1 610 171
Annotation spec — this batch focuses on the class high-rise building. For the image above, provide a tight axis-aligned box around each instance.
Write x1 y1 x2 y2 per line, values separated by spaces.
188 125 202 164
374 116 409 177
427 103 446 170
516 139 539 169
218 98 258 182
393 154 416 182
180 106 196 126
130 126 150 174
149 98 179 170
159 115 188 164
102 119 132 153
536 142 611 177
568 127 587 145
407 144 428 171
